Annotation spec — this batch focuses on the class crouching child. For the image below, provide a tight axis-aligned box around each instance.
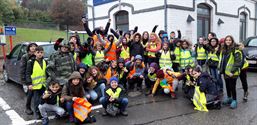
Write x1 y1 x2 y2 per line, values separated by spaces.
100 77 128 116
151 69 180 99
39 81 65 125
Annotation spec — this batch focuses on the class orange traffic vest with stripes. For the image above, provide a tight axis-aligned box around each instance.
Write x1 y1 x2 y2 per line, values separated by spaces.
105 67 118 83
105 42 117 61
73 98 92 122
147 42 157 57
128 63 145 79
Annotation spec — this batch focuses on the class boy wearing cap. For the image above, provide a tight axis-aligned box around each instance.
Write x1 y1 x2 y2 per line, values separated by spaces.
99 77 128 116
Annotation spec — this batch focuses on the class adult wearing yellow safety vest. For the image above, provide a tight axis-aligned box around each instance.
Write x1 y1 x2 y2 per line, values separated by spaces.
237 43 249 101
219 35 243 109
180 40 194 71
26 46 47 119
195 37 208 66
207 38 224 93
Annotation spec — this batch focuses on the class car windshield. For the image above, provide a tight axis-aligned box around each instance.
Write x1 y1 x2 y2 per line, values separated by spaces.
248 38 257 47
41 44 56 58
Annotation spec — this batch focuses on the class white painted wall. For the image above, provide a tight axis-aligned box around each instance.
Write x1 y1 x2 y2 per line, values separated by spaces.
87 0 256 43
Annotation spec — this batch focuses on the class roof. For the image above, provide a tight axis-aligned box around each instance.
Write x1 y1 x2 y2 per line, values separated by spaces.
20 41 55 46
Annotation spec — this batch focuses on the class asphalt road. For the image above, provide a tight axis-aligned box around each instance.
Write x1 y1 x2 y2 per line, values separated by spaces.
0 71 257 125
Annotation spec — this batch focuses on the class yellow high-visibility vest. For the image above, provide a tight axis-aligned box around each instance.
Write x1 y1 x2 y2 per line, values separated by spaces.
148 42 157 57
120 46 130 59
73 52 77 61
159 50 172 68
242 59 249 69
31 60 46 90
193 86 208 112
173 47 180 63
208 51 219 62
95 51 104 65
197 46 207 60
180 50 193 69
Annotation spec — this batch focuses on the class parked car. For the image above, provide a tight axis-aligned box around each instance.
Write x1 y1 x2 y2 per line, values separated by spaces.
243 36 257 69
3 42 56 93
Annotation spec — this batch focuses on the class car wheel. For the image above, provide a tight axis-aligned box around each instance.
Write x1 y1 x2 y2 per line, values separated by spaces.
3 69 10 82
22 84 28 94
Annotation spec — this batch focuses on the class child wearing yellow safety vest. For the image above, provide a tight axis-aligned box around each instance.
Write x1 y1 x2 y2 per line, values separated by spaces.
100 77 128 116
207 38 223 93
172 39 182 72
195 37 208 66
180 40 194 72
146 33 161 65
219 35 243 109
117 37 130 62
158 42 176 69
145 62 159 95
26 46 47 119
39 81 65 125
92 40 113 65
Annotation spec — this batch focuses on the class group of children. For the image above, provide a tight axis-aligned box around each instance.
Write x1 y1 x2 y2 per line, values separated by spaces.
19 18 249 124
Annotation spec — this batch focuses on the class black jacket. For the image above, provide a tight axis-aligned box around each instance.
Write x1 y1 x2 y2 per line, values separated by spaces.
20 53 35 85
41 89 62 105
197 72 218 96
128 40 144 57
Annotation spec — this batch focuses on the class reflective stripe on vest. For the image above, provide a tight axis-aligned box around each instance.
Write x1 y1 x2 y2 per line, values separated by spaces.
159 51 172 68
73 53 77 60
31 60 46 90
173 47 180 63
147 73 157 81
105 43 117 61
192 86 208 112
120 46 130 59
225 50 241 76
106 88 122 99
208 51 219 62
95 51 104 65
73 98 92 122
147 42 157 57
180 50 193 69
197 46 207 60
82 53 93 67
242 59 249 69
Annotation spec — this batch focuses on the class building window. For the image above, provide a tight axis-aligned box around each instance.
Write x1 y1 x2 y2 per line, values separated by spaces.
197 4 211 39
240 12 247 42
115 10 129 32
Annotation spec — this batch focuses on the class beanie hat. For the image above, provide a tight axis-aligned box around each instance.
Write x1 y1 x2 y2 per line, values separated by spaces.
150 62 158 71
135 55 143 60
156 70 165 78
109 77 118 83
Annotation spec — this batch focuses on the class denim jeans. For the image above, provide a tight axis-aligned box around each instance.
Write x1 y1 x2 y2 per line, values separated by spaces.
65 101 74 117
99 97 128 112
87 83 106 101
38 103 65 118
209 67 223 91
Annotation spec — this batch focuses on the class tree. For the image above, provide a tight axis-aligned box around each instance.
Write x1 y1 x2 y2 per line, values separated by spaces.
50 0 84 29
0 0 15 25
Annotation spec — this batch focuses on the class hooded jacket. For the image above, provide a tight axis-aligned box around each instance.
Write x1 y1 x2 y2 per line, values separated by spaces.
128 33 144 57
196 72 218 96
61 71 86 101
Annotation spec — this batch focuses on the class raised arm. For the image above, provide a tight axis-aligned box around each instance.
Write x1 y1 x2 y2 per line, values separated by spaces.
110 28 120 39
152 25 158 33
103 19 111 35
82 18 93 37
97 33 107 46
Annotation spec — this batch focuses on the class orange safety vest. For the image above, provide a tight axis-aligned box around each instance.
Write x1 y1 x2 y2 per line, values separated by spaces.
105 43 117 61
128 63 145 79
105 67 118 83
73 98 92 122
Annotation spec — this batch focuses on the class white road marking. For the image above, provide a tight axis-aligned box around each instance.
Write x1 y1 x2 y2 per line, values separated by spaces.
0 96 103 125
0 97 26 125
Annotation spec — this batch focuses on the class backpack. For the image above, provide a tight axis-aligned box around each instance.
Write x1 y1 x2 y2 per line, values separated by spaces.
106 103 120 116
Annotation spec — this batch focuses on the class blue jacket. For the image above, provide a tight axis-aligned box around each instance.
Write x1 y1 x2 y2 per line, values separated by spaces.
197 72 218 96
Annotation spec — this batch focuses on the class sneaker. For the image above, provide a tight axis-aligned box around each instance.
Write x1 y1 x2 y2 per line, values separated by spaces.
69 115 74 123
171 92 177 99
230 100 237 109
102 110 108 116
42 118 49 125
121 111 128 116
25 108 33 115
222 97 232 105
243 91 249 102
